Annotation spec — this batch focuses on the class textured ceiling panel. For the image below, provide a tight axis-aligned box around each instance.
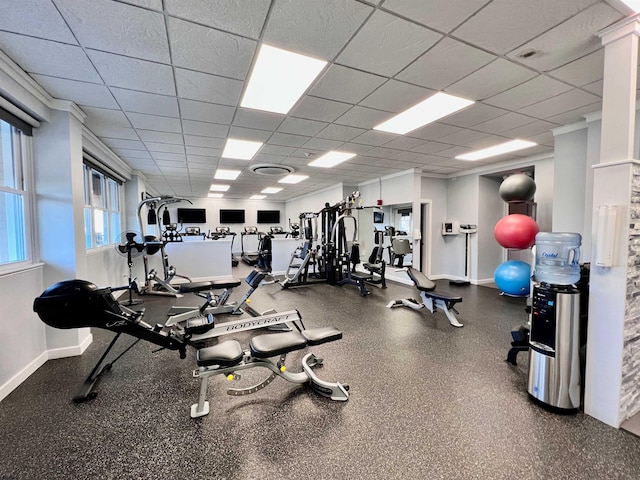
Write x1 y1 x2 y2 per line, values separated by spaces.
182 120 229 138
550 49 605 87
518 89 601 119
484 76 574 110
290 96 352 123
452 0 599 55
334 106 393 130
336 10 442 76
112 88 180 118
309 65 386 104
179 99 235 124
175 68 243 106
360 80 433 113
168 17 256 79
0 0 76 43
0 32 101 82
263 0 372 59
382 0 489 33
54 0 171 63
165 0 270 39
126 113 182 133
316 124 366 142
31 74 118 109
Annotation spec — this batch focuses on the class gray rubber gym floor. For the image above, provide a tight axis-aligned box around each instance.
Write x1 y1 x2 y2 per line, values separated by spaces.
2 266 640 480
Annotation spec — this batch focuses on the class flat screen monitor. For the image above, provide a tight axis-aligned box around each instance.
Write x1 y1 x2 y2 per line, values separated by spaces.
220 209 245 224
177 208 206 224
373 211 384 224
257 210 280 224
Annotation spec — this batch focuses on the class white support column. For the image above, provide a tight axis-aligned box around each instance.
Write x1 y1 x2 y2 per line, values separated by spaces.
585 16 640 428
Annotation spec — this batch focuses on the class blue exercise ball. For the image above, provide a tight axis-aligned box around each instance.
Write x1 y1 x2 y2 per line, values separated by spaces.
494 260 531 296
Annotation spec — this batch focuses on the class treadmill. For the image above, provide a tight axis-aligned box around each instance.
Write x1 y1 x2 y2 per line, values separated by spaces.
241 226 260 266
215 226 239 267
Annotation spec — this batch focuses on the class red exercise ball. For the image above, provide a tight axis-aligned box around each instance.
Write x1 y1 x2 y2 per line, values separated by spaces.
494 214 539 249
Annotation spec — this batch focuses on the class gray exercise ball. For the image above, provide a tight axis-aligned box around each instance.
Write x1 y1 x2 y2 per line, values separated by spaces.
499 174 536 202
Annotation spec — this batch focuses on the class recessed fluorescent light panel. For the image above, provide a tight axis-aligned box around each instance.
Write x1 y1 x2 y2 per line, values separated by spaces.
261 187 283 194
240 44 327 114
278 174 309 184
250 195 267 200
210 184 230 192
222 138 263 160
308 151 356 168
619 0 640 12
208 193 224 198
455 140 537 161
374 92 474 135
215 169 241 180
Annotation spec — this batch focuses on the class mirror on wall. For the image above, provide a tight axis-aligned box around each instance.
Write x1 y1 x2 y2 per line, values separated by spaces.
356 204 413 269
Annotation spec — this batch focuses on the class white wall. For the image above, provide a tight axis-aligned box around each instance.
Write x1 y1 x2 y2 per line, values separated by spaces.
477 176 503 282
422 176 449 277
285 184 344 223
445 175 478 280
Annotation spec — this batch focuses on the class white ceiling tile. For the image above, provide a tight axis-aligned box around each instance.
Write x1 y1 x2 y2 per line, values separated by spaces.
112 148 151 159
95 128 139 140
316 124 366 142
550 49 605 87
360 80 433 113
518 89 600 119
232 109 284 130
0 32 101 82
302 137 344 151
87 49 176 95
31 74 118 109
484 76 574 111
583 80 603 97
407 122 463 141
102 138 146 151
290 96 352 123
383 137 427 151
112 88 179 117
452 0 599 55
0 0 76 43
268 132 310 147
436 129 496 148
186 146 222 157
278 117 328 136
309 65 386 104
473 112 539 135
439 103 507 128
382 0 489 33
137 130 184 144
351 130 398 147
336 10 442 76
144 142 186 154
184 135 225 149
396 37 496 90
182 120 229 138
168 17 256 79
82 106 131 129
410 141 452 155
119 0 163 10
152 152 187 162
507 3 621 72
334 106 393 129
54 0 170 63
175 68 243 106
544 102 601 125
179 99 235 124
502 119 558 137
228 126 272 142
166 0 270 39
187 154 216 164
155 159 187 167
263 0 372 59
446 58 537 100
260 145 296 156
126 112 182 133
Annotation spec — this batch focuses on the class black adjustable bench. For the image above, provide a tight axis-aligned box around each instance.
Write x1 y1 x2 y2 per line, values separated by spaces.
387 267 464 327
191 327 349 418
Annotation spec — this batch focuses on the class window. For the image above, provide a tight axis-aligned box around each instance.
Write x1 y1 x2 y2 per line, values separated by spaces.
0 119 29 267
83 164 121 248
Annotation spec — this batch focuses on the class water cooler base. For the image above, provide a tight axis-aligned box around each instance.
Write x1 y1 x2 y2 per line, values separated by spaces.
527 394 578 415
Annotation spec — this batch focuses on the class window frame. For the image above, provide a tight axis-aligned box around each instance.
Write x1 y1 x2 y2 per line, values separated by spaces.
83 163 122 250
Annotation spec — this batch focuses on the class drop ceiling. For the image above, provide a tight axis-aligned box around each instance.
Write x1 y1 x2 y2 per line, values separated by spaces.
0 0 632 200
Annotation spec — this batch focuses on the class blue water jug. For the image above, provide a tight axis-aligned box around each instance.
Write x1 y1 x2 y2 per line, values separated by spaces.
534 232 581 285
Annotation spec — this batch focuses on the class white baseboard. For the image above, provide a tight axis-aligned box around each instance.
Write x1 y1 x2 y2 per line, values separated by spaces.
0 351 48 402
47 333 93 360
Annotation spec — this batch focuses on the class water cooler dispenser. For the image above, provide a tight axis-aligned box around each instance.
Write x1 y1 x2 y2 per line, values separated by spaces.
527 233 582 413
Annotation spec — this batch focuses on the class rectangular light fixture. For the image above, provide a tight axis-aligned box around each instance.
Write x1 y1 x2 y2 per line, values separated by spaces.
261 187 283 194
374 92 474 135
619 0 640 12
278 174 309 184
222 138 263 160
250 195 267 200
455 139 537 161
240 44 327 115
215 169 241 180
210 184 230 192
208 193 224 198
308 151 356 168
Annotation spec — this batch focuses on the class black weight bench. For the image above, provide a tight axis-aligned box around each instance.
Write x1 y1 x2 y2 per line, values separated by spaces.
191 327 349 418
387 267 464 327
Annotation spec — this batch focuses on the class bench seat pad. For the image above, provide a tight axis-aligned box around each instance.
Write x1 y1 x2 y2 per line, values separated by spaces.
301 327 342 346
197 340 243 367
250 331 307 358
178 279 241 294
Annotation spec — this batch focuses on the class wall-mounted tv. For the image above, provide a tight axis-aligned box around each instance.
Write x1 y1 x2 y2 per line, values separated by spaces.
177 208 206 224
220 209 245 224
373 211 384 224
257 210 280 224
